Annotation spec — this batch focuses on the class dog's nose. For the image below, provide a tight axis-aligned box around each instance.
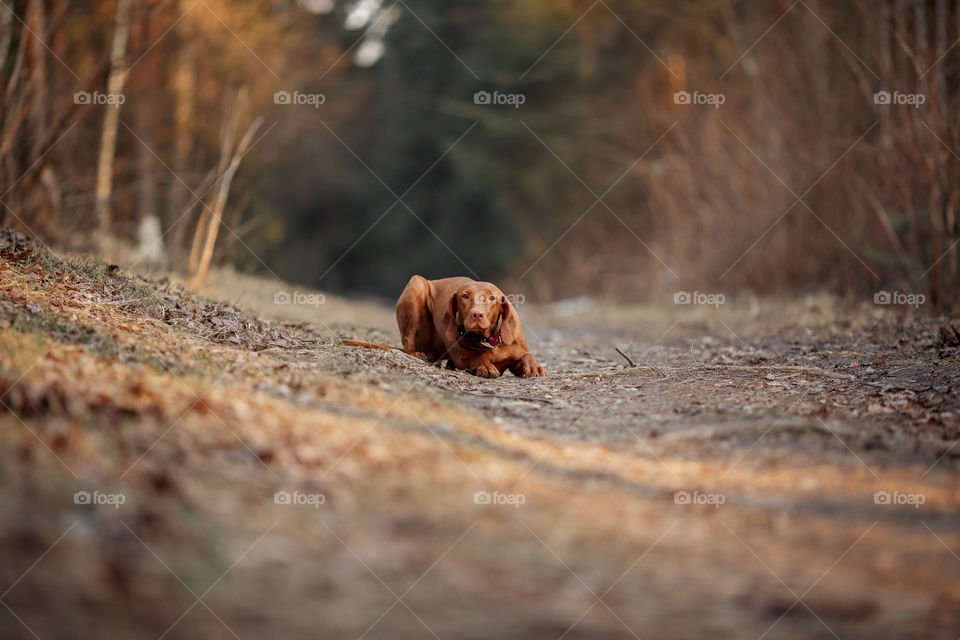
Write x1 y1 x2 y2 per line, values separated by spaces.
471 311 484 320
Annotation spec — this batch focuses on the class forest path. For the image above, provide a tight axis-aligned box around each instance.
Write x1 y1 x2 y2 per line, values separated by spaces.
1 238 957 640
203 268 960 639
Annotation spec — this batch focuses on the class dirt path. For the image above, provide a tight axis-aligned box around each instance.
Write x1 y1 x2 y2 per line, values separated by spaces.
209 271 960 638
243 275 960 636
1 239 959 639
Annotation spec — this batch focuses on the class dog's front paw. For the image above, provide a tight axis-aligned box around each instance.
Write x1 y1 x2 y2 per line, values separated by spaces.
519 363 547 377
474 362 501 378
514 354 546 378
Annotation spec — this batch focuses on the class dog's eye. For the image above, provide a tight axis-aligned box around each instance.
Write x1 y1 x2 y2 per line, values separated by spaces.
462 293 469 299
489 296 495 301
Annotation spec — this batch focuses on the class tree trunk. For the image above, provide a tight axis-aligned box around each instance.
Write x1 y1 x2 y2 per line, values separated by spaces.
27 0 47 161
167 0 196 259
133 3 159 231
0 1 13 85
188 92 241 277
93 0 132 235
187 101 262 289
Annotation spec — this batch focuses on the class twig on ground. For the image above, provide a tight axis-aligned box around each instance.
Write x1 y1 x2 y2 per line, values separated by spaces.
615 347 637 367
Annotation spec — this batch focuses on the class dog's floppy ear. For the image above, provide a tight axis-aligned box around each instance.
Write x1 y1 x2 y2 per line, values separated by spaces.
443 293 460 344
499 295 519 345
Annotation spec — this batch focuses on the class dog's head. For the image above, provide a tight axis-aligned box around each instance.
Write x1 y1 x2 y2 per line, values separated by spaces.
445 281 517 344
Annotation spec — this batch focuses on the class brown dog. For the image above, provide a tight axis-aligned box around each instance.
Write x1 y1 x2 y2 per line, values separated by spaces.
345 276 546 378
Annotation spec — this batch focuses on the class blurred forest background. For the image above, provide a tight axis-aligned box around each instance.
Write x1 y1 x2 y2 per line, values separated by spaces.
1 0 958 305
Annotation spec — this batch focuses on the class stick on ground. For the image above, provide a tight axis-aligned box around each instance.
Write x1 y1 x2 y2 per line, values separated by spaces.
615 347 636 367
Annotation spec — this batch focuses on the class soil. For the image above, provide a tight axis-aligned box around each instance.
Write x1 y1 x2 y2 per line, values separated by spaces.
1 232 958 639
